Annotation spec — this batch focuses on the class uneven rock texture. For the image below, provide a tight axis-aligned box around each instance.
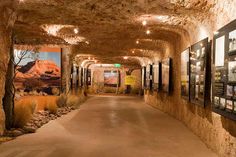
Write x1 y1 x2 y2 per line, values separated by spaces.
144 34 236 157
0 0 18 135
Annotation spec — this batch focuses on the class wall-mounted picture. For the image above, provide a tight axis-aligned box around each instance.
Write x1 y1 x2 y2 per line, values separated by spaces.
227 85 233 97
220 98 226 109
146 64 151 89
14 47 61 95
181 49 190 98
214 97 220 107
229 30 236 52
228 61 236 82
104 70 119 87
141 67 146 89
215 36 225 67
226 100 233 111
153 63 160 90
162 58 171 93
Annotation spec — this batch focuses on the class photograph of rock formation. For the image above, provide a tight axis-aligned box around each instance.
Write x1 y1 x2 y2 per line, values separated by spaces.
14 50 61 95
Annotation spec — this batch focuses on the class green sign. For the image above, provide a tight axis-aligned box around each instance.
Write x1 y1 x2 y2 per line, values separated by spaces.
114 64 121 68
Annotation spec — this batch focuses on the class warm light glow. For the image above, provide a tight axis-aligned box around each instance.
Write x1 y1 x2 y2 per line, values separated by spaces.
142 20 147 26
200 43 203 47
88 57 91 60
74 28 79 34
19 0 24 2
214 31 219 35
132 50 135 54
123 56 128 60
85 41 90 44
146 30 151 35
136 40 139 44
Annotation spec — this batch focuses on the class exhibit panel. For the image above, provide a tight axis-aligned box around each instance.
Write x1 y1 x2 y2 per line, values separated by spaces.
145 64 153 90
141 67 146 90
14 46 62 95
189 38 209 107
181 48 190 100
212 20 236 120
104 70 120 87
152 62 161 91
161 58 172 93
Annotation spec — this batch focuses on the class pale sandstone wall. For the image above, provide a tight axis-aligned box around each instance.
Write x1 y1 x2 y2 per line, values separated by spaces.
0 1 18 135
144 9 236 156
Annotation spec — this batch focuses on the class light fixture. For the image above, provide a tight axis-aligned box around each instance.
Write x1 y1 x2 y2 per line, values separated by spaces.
132 50 135 54
74 28 79 34
136 40 139 44
85 41 90 44
142 20 147 26
146 30 151 35
214 31 219 35
88 57 91 60
19 0 24 2
123 56 128 60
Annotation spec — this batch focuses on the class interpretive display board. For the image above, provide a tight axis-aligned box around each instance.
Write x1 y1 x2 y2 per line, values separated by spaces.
162 58 172 93
153 62 161 91
146 64 153 90
14 46 62 95
104 70 120 87
142 67 146 89
212 20 236 120
181 48 190 99
189 38 209 106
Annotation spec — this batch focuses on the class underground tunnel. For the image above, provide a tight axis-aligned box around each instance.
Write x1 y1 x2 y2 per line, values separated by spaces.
0 0 236 157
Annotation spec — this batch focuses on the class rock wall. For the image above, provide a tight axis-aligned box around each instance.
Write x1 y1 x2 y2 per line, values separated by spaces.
0 1 18 135
144 28 236 157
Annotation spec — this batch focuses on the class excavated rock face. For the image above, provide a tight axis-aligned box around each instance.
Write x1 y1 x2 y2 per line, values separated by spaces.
13 0 236 66
0 0 18 135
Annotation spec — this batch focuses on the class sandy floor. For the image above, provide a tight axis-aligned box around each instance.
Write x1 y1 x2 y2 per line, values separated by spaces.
0 95 217 157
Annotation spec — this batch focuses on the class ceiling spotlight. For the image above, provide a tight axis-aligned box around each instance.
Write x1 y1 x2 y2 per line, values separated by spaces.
19 0 24 2
146 30 151 35
142 20 147 26
74 28 79 34
88 57 91 60
136 40 139 44
132 50 135 54
85 41 90 44
123 56 128 60
213 31 219 35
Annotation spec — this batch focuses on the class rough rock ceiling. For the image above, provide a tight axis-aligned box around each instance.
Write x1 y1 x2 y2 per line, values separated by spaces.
13 0 219 66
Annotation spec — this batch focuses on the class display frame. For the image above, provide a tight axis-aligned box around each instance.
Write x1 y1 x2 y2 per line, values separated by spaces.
161 58 172 93
145 64 153 90
152 62 161 91
189 37 209 107
142 66 146 90
212 19 236 121
181 48 190 100
104 70 120 87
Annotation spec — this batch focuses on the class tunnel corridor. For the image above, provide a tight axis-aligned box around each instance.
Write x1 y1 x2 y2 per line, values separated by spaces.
0 96 217 157
0 1 236 157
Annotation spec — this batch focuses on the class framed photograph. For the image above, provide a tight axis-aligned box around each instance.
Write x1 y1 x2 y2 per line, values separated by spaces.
104 70 120 87
196 49 201 58
227 85 233 97
234 102 236 113
214 97 220 107
153 63 160 90
141 67 146 89
220 98 226 109
162 58 171 93
228 61 236 82
226 100 233 111
215 36 225 67
14 47 62 95
181 48 190 98
201 47 206 58
229 30 236 53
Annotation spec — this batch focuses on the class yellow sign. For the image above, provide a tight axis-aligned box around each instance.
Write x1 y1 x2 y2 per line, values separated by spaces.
125 75 136 85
